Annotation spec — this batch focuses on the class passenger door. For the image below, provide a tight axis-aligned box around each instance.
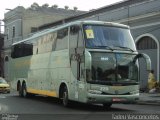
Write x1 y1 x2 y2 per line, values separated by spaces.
69 25 85 102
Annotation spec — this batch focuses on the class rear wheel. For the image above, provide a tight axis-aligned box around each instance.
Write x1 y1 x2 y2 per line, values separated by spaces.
18 84 23 97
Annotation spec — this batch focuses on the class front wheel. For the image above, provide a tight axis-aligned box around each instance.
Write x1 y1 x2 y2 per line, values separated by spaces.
103 103 112 109
18 84 23 97
62 86 70 107
22 83 27 97
21 83 34 97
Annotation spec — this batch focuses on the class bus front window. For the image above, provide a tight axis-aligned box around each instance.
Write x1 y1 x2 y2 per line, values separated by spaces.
83 25 136 51
116 53 138 82
88 52 139 84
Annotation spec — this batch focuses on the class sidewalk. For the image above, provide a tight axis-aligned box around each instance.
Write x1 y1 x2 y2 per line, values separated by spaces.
137 92 160 105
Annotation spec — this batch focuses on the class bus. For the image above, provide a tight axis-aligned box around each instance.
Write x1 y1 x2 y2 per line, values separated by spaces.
9 21 151 107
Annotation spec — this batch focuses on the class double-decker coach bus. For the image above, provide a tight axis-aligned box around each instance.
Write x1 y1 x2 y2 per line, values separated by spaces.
9 21 151 107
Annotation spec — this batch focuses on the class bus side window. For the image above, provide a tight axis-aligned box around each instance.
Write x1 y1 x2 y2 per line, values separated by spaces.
11 44 23 58
11 42 33 58
70 25 83 49
69 25 84 80
55 28 68 51
69 26 79 79
23 42 33 56
70 26 79 48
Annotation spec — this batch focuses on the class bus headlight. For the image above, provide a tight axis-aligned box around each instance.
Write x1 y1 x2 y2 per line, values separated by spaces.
88 90 102 94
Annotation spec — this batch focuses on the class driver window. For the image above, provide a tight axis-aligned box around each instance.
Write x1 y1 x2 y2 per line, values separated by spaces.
69 25 83 80
69 25 80 49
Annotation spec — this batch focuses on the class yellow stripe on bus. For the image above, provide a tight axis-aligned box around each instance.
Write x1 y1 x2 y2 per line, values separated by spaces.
27 88 57 97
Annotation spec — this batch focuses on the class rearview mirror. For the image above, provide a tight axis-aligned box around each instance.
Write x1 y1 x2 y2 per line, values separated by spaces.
133 53 151 71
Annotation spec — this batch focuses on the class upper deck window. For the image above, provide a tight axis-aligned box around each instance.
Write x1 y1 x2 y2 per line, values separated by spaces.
83 25 136 51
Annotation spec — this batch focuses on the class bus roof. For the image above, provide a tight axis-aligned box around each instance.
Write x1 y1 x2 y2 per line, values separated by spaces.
12 20 129 46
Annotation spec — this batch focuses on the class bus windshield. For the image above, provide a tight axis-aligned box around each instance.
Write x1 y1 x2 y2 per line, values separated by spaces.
83 25 136 51
89 52 138 84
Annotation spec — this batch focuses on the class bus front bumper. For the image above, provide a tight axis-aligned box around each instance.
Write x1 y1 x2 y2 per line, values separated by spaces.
87 93 139 104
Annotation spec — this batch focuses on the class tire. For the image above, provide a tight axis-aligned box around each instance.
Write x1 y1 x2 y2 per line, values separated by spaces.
62 86 70 107
7 91 10 94
18 84 23 97
22 83 27 97
103 103 112 109
22 83 34 97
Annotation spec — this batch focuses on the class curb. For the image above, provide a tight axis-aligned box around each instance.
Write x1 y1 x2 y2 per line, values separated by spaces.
137 100 160 106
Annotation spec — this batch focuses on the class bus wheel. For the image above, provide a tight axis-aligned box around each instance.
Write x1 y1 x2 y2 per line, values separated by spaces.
22 83 27 97
18 84 23 97
62 86 70 107
103 103 112 109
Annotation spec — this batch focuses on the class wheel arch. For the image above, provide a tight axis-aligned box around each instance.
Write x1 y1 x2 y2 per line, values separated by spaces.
17 80 21 91
59 82 68 99
22 80 26 86
17 79 27 91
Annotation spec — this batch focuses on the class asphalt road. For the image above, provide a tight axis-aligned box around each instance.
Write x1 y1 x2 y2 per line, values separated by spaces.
0 91 160 120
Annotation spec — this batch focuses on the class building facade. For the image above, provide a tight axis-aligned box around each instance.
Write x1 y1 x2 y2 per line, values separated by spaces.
92 0 160 89
85 0 160 89
0 33 4 77
39 0 160 89
3 3 86 80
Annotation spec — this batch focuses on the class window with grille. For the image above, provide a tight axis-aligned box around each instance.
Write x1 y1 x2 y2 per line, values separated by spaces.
12 26 15 38
137 36 157 50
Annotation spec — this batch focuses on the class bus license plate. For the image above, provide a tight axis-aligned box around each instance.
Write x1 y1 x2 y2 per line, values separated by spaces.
112 98 126 102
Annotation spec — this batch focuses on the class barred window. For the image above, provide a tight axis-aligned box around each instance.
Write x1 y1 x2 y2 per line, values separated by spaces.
137 36 157 50
12 26 15 38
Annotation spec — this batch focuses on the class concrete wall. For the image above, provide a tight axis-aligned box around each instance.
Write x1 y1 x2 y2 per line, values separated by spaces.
0 34 4 77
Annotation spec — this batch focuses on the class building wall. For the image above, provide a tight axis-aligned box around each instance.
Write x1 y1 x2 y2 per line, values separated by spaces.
4 6 85 47
22 11 66 38
4 6 25 50
0 34 4 77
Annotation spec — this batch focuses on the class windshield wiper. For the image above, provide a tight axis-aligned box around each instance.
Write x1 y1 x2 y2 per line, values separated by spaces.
114 46 134 52
94 46 114 51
